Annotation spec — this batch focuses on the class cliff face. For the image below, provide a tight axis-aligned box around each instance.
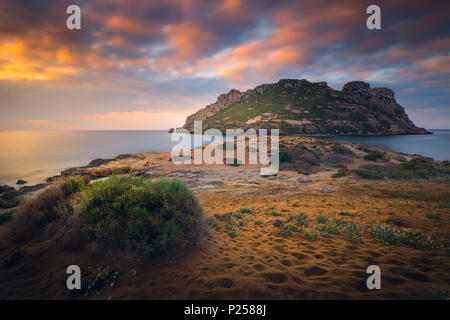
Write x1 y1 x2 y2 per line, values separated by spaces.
182 79 429 135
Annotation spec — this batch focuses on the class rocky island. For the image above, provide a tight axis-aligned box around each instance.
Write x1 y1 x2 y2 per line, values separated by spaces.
183 79 429 136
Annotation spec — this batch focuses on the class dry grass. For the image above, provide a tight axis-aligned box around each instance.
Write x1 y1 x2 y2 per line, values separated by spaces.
5 182 65 243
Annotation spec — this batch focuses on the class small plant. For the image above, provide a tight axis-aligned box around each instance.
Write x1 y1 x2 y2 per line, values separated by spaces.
289 212 308 226
317 215 329 224
354 169 384 180
237 207 254 214
370 223 444 250
363 150 385 162
267 210 282 217
228 230 238 238
317 223 339 236
332 168 349 178
331 144 354 155
302 229 319 241
279 151 292 163
211 217 221 230
233 212 245 220
279 224 298 237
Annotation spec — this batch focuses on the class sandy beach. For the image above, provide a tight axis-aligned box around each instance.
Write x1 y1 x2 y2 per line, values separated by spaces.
0 136 449 299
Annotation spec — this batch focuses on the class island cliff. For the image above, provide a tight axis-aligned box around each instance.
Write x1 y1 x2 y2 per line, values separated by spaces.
182 79 429 135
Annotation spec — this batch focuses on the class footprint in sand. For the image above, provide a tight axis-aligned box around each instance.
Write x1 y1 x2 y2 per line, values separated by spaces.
304 266 328 276
261 272 287 284
384 276 406 285
214 278 234 288
253 264 265 271
280 259 293 266
403 272 432 282
291 252 306 260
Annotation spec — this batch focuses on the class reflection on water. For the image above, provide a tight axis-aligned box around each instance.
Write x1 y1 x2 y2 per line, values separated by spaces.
0 130 179 185
0 129 449 185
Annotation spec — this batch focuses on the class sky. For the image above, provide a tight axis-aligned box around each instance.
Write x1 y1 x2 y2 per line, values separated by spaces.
0 0 449 130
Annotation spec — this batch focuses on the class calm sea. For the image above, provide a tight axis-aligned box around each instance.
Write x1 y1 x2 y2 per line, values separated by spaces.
320 129 450 162
0 129 449 185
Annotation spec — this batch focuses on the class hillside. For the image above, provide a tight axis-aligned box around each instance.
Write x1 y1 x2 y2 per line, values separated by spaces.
182 79 429 135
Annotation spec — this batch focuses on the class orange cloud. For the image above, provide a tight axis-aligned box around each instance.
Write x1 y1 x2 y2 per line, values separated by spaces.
164 22 216 60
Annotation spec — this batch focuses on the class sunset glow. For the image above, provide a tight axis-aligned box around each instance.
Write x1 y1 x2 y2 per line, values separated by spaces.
0 0 449 130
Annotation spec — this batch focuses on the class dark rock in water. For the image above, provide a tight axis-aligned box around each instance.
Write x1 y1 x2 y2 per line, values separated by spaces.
0 183 47 209
61 167 83 176
1 190 21 201
168 128 174 133
19 183 46 193
16 179 27 185
0 196 20 209
0 185 15 193
114 154 132 160
87 158 110 167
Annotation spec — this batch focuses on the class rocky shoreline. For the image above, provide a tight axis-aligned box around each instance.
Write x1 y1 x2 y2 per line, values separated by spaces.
0 135 449 299
1 135 446 214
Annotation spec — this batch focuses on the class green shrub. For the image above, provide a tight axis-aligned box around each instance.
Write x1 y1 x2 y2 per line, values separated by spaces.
370 223 443 249
332 168 349 178
354 169 384 180
363 150 385 162
279 151 292 163
317 215 328 224
237 207 254 214
279 224 299 237
317 223 339 235
62 176 86 197
289 212 308 226
302 229 318 241
331 144 354 155
228 230 238 238
67 176 204 257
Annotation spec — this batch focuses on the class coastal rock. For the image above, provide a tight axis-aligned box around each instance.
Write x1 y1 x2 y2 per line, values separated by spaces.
0 183 47 209
0 185 15 193
16 179 27 185
182 89 244 131
182 79 429 135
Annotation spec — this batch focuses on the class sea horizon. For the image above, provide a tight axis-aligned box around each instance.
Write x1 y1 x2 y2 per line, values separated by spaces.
1 129 449 186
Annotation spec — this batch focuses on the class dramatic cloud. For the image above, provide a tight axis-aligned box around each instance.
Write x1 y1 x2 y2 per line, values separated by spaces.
0 0 448 129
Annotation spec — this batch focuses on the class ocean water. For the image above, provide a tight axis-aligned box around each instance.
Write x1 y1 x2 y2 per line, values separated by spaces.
320 129 450 162
0 129 449 185
0 130 180 185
